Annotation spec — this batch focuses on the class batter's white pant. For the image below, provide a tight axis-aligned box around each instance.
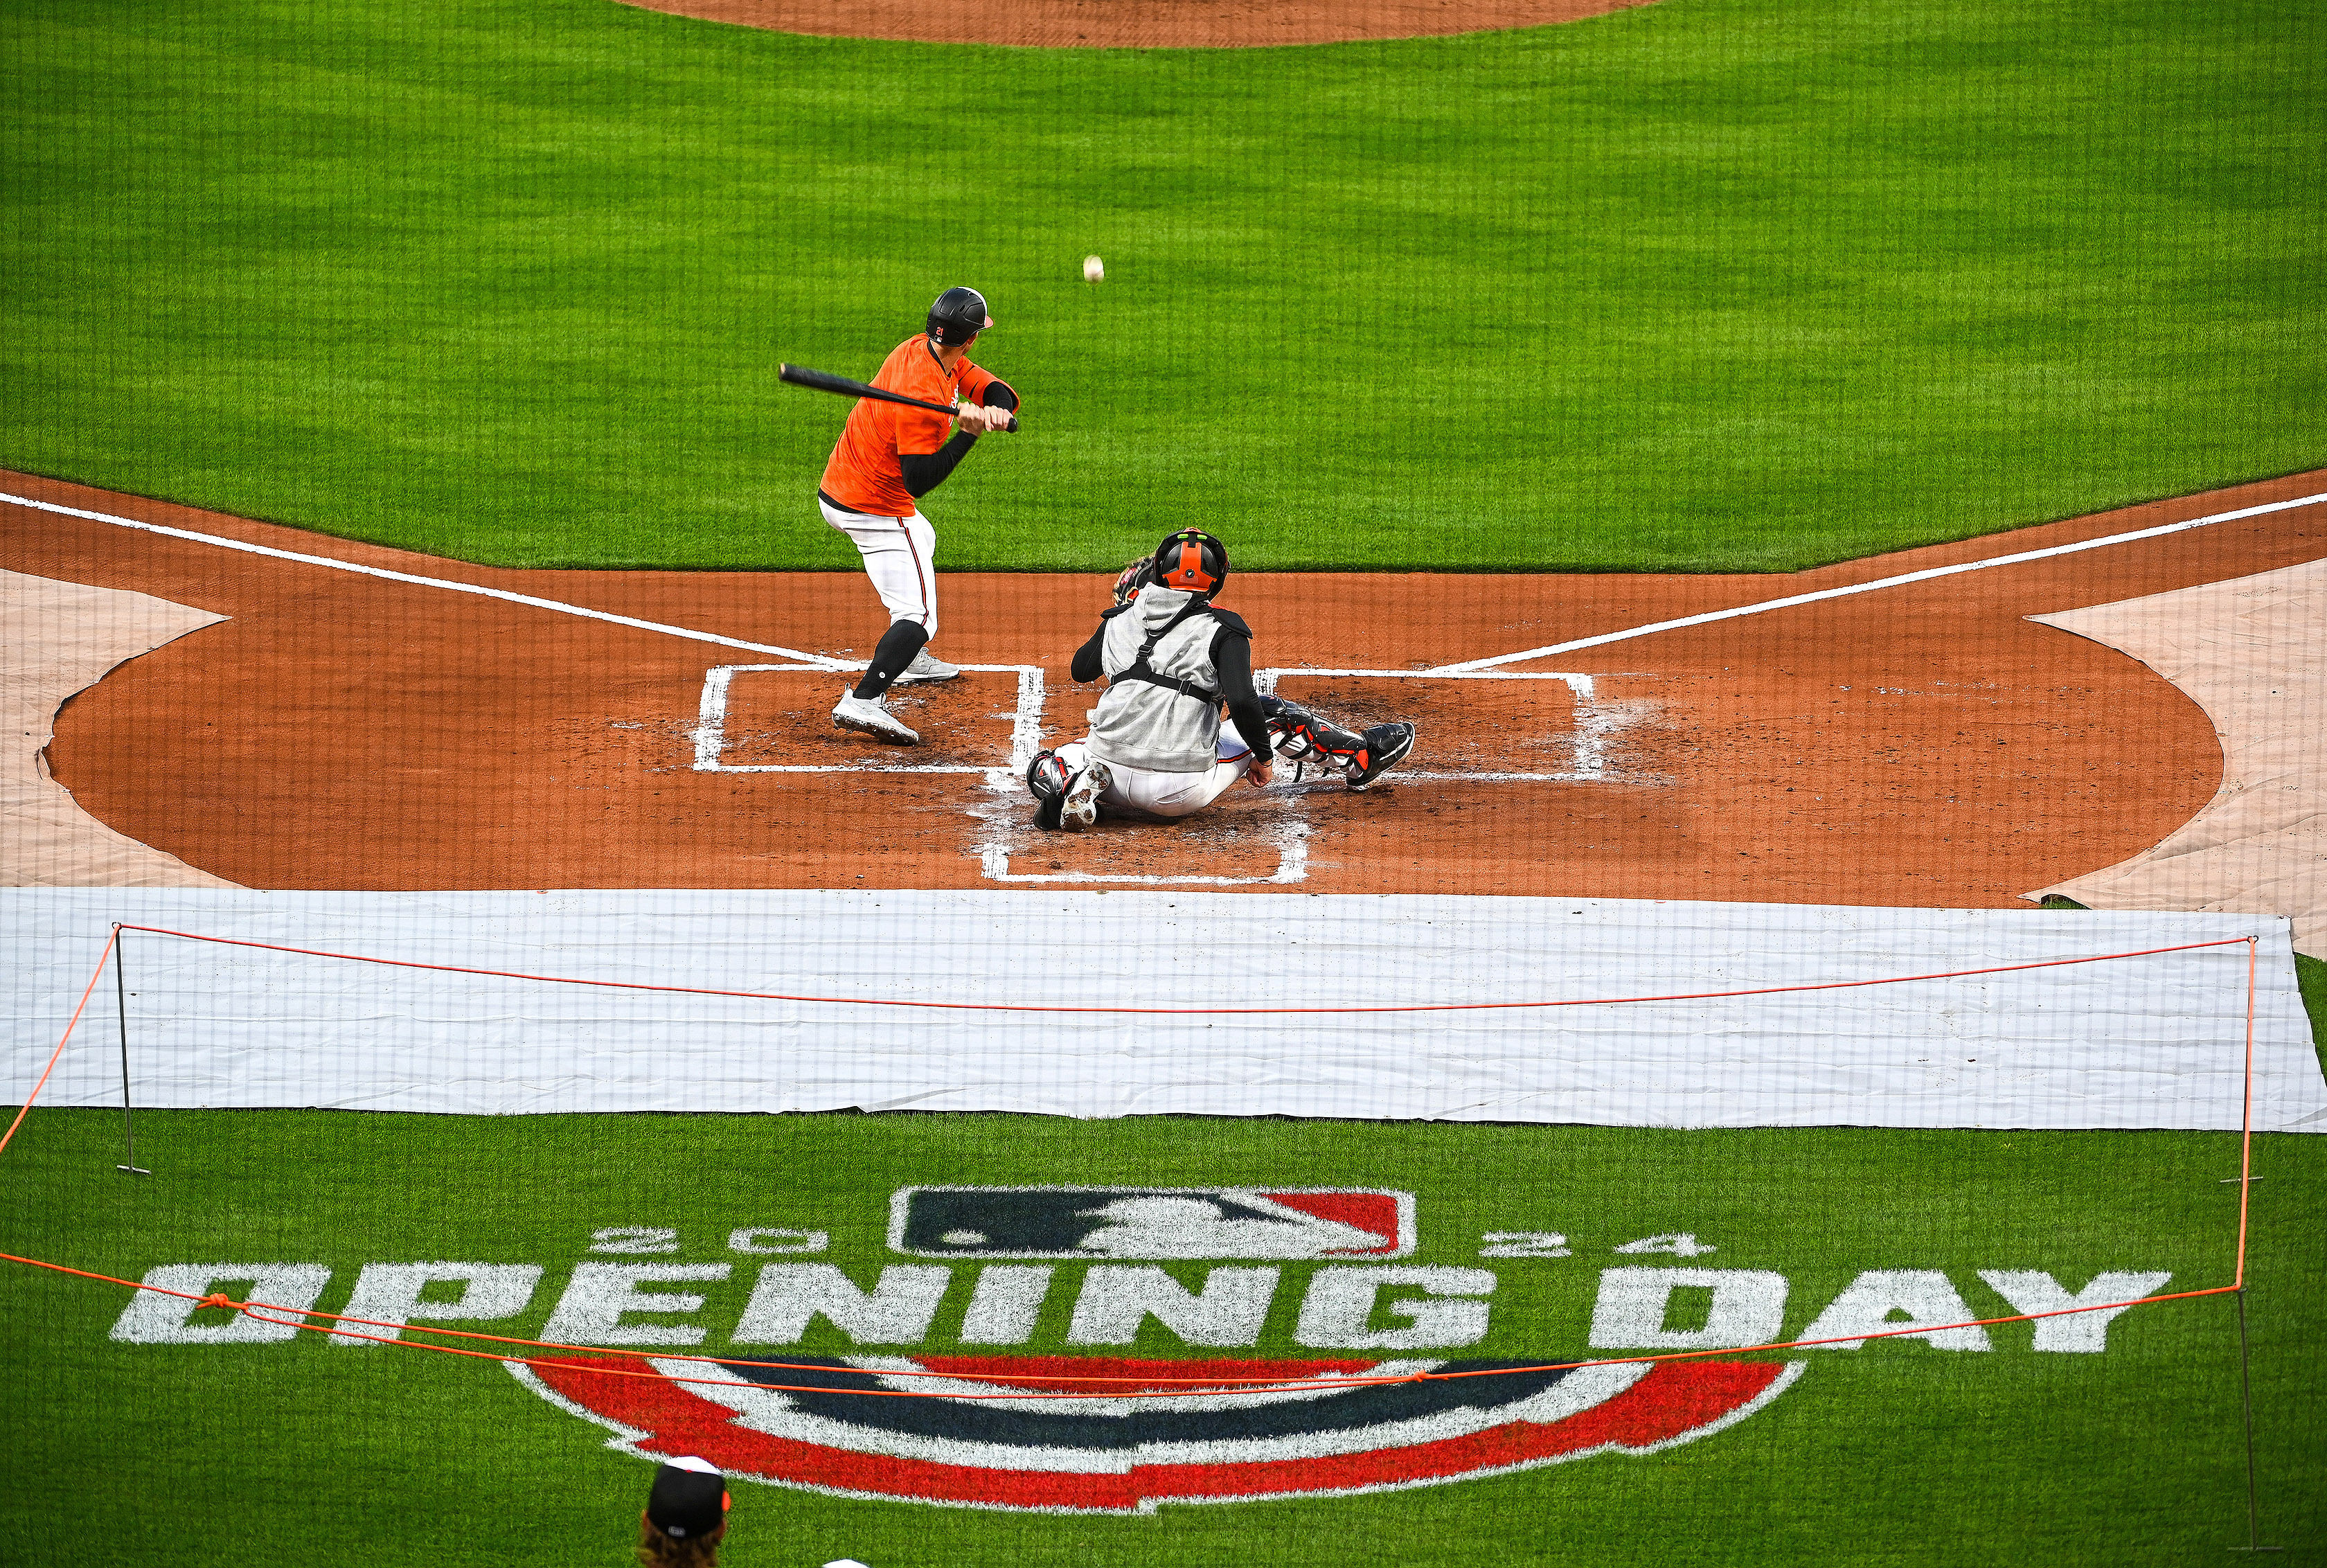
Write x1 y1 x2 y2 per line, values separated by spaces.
1059 733 1256 820
821 497 938 640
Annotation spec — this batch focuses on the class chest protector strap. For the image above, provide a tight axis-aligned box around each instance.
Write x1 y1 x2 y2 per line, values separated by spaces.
1107 598 1223 706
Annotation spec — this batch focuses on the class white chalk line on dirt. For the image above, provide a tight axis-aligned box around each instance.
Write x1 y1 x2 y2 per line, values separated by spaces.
693 663 1046 774
28 483 2309 887
977 820 1313 887
1258 667 1626 784
0 488 1293 884
990 667 1621 887
1434 490 2327 672
0 490 853 670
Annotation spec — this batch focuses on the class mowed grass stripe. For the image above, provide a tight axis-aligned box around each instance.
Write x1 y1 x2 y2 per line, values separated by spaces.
3 0 2320 573
4 1107 2321 1562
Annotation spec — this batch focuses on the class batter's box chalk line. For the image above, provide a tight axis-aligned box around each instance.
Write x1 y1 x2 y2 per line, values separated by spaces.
979 669 1628 886
691 663 1047 776
974 782 1315 887
1256 669 1635 784
690 664 1636 887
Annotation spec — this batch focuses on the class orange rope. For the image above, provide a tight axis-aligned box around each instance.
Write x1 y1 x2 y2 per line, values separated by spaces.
1 927 2267 1402
110 924 2255 1017
0 927 116 1159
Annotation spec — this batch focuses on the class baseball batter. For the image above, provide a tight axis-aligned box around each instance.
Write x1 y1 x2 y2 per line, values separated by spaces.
819 286 1019 745
1025 530 1417 830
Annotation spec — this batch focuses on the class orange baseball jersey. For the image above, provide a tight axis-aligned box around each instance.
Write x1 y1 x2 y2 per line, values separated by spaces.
819 335 1001 517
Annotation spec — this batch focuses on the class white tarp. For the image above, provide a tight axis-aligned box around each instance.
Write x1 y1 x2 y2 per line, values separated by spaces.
4 888 2318 1132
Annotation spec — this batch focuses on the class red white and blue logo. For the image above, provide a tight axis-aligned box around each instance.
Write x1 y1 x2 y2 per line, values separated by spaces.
511 1184 1803 1511
516 1350 1802 1513
889 1186 1416 1260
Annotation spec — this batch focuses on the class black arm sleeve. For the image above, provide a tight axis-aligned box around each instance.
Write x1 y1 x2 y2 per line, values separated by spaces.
981 379 1019 411
898 429 977 499
1071 621 1108 684
1212 630 1274 762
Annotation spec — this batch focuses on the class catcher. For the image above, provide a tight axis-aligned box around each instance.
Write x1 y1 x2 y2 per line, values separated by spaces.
1026 529 1416 830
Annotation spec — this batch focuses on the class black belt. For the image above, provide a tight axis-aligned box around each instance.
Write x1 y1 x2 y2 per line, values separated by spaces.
817 489 903 518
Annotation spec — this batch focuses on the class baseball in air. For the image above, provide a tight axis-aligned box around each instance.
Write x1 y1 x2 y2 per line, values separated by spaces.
1082 255 1105 283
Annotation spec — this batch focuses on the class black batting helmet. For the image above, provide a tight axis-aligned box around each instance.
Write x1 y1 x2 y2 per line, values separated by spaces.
1152 530 1227 598
927 286 993 347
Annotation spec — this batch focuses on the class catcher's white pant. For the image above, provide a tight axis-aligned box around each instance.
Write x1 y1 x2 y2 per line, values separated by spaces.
1058 733 1255 820
820 497 938 638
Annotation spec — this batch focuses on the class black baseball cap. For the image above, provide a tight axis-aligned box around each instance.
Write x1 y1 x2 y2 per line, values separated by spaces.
646 1455 729 1540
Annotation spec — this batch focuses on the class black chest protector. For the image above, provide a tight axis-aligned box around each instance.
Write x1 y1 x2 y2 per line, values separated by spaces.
1103 598 1247 706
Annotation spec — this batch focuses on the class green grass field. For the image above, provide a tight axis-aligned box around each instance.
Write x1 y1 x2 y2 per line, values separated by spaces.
3 1107 2321 1563
5 0 2321 573
8 0 2326 1559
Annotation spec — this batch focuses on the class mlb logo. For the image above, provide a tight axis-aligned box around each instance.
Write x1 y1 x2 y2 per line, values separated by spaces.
888 1186 1416 1259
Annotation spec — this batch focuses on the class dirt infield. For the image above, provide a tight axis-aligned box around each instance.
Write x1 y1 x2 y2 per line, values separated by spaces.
616 0 1650 50
8 467 2324 902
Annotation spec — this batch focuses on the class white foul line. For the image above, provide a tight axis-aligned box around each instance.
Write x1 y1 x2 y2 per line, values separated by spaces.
1432 490 2327 672
0 489 850 669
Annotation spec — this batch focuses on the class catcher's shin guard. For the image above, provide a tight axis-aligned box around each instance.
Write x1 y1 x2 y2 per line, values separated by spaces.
1261 698 1414 790
1259 696 1330 763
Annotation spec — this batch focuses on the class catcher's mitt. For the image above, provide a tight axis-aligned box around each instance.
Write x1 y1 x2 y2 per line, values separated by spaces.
1112 556 1157 606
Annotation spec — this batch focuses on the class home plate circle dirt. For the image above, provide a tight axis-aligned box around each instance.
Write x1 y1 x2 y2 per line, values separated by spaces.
10 468 2324 904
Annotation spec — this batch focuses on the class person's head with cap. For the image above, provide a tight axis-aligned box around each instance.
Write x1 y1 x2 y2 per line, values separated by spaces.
636 1456 729 1567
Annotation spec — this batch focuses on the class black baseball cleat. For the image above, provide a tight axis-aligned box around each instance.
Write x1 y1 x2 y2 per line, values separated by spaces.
1344 722 1416 790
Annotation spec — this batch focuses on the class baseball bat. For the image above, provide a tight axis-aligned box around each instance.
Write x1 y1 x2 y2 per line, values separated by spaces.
778 362 1019 433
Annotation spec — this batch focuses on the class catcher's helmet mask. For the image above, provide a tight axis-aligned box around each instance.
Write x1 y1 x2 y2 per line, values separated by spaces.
927 286 994 348
1152 530 1227 598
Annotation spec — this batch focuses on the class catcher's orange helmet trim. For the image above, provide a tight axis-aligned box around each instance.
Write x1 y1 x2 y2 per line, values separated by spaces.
1156 530 1225 595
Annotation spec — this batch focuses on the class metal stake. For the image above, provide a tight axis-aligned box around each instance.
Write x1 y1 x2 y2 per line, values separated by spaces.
2225 1289 2281 1551
114 925 150 1175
